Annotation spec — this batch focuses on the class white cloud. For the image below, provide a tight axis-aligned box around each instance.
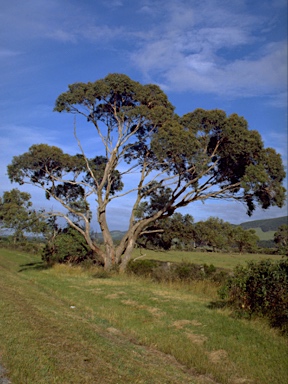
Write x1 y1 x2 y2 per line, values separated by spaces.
130 1 287 99
1 0 285 103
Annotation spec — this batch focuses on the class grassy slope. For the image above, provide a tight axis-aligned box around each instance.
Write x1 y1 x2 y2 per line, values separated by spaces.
252 228 276 241
240 216 287 232
0 249 287 384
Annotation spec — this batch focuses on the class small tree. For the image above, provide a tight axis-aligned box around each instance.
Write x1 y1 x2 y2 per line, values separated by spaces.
231 227 259 253
42 226 94 265
0 189 43 243
7 74 286 270
194 217 232 251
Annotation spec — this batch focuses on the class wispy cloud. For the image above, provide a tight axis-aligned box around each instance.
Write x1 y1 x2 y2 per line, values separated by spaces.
131 1 287 99
0 0 126 46
0 49 22 58
45 30 78 43
2 0 286 101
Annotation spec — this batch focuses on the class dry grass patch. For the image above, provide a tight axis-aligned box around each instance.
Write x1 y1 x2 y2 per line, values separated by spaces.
207 349 229 364
121 299 165 318
105 292 126 299
173 319 203 329
186 332 208 346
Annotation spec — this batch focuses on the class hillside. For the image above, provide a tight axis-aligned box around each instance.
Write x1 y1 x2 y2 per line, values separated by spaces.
239 216 287 232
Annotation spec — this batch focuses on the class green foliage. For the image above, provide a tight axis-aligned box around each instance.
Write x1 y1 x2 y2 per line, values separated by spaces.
7 145 123 213
42 226 92 265
194 217 233 251
126 259 160 277
257 239 276 252
230 226 259 253
172 262 204 281
139 215 262 254
136 212 195 250
219 259 288 333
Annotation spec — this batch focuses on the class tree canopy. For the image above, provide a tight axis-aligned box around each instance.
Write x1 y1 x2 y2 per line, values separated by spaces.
7 73 286 270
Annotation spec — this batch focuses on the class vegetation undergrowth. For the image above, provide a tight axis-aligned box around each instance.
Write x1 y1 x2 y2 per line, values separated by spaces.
219 258 288 334
126 259 227 284
0 248 287 384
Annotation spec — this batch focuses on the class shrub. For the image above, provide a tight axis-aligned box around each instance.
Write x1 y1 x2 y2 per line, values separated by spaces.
203 263 217 275
172 262 204 281
210 270 229 283
126 259 160 277
42 227 92 265
219 259 288 333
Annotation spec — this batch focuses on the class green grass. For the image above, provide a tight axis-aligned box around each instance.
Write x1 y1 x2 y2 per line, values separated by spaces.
252 227 275 241
0 248 287 384
132 248 282 270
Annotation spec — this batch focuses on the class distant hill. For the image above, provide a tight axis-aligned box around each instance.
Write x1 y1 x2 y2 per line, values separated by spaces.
94 230 126 242
239 216 287 232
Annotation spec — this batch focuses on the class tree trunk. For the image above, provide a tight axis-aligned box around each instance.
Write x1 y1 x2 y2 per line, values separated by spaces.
116 212 167 272
119 235 137 273
98 208 116 271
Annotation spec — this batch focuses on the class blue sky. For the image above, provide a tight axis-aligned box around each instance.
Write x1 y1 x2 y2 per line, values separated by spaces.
1 0 287 230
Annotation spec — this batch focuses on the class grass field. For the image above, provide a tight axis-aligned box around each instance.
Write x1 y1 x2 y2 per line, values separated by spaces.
252 228 275 241
0 248 287 384
132 248 282 270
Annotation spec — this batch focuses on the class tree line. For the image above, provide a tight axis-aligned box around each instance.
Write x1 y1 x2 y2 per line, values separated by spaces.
137 214 261 253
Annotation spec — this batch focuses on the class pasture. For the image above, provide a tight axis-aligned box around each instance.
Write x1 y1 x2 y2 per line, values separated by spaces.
0 248 287 384
132 248 283 270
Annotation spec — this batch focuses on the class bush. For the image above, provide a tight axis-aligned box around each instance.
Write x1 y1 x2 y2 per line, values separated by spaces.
42 227 93 265
219 259 288 333
126 259 160 277
172 262 203 281
203 263 217 274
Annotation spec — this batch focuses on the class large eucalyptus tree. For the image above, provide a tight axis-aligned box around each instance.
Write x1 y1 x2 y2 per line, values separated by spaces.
8 74 286 270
